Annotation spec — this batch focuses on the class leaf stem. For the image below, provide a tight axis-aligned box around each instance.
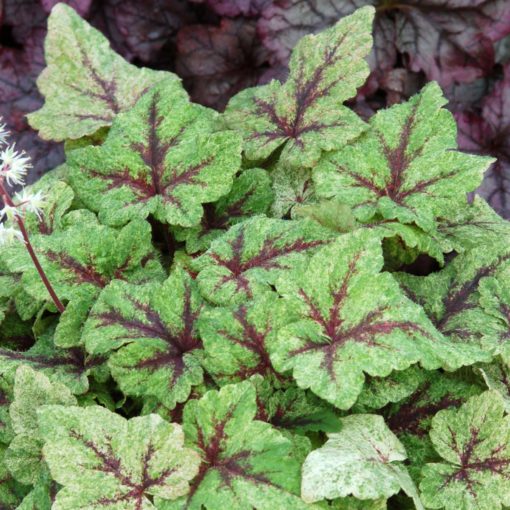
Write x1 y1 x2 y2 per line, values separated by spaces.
0 181 65 313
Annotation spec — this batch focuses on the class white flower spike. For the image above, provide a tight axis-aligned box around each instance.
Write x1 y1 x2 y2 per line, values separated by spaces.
14 189 46 219
0 144 31 186
0 223 24 246
0 121 9 147
0 204 20 221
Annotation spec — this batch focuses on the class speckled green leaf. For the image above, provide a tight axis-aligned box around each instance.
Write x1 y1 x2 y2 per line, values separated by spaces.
37 405 200 509
199 294 288 385
270 165 316 219
329 498 387 510
69 79 242 228
437 196 510 253
0 325 102 395
314 83 493 232
420 391 510 510
224 7 373 168
5 366 77 485
159 381 310 510
7 218 164 306
28 3 176 142
194 217 334 306
479 359 510 413
355 366 426 411
271 231 462 410
398 241 510 364
0 444 26 509
301 414 422 508
0 374 14 445
386 371 482 481
83 268 204 409
17 473 56 510
252 376 341 435
174 168 274 254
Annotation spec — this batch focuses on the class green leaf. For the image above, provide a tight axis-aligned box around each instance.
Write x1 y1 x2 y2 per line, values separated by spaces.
420 391 510 510
224 7 373 168
194 217 334 306
314 82 493 232
301 414 422 508
0 325 102 395
37 405 200 509
160 381 310 510
436 196 510 253
83 268 204 409
0 374 14 445
271 231 463 410
199 294 288 385
69 79 242 227
5 366 77 485
0 445 26 509
9 218 164 306
27 3 176 142
398 242 510 364
252 376 341 434
479 359 510 413
174 168 274 254
270 164 315 219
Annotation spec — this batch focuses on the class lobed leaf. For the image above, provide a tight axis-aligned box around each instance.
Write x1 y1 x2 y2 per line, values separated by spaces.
224 7 374 168
159 381 310 509
194 216 334 306
301 414 422 507
83 268 204 409
37 405 200 509
420 391 510 510
69 79 242 228
28 3 176 141
271 231 463 410
314 83 493 233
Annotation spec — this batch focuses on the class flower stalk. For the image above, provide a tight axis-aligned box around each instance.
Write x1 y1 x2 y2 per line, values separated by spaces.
0 124 65 313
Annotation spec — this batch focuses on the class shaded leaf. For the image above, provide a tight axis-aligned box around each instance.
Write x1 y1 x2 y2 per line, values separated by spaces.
69 79 242 227
28 3 176 141
174 168 274 254
194 216 334 305
224 7 373 168
420 391 510 510
83 268 204 409
314 83 492 233
301 414 422 507
37 404 200 509
271 231 463 410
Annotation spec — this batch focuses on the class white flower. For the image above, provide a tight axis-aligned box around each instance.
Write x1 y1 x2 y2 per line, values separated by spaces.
0 223 23 246
0 204 20 221
0 144 31 186
0 122 8 147
14 189 46 219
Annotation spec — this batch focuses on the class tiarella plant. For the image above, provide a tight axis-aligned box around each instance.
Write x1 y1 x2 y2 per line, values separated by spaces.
1 3 510 509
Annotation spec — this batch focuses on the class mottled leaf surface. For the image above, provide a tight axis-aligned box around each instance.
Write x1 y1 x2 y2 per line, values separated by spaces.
69 79 242 228
5 366 76 485
28 4 175 141
398 242 510 363
195 217 333 305
224 7 373 168
199 294 287 385
174 168 274 254
301 414 420 506
83 269 205 409
271 231 462 410
314 83 492 232
37 405 200 509
159 381 310 510
8 219 164 305
420 391 510 510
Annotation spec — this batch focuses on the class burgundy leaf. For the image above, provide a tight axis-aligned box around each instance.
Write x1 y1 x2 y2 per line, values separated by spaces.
190 0 271 17
176 19 271 110
457 64 510 218
40 0 93 16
